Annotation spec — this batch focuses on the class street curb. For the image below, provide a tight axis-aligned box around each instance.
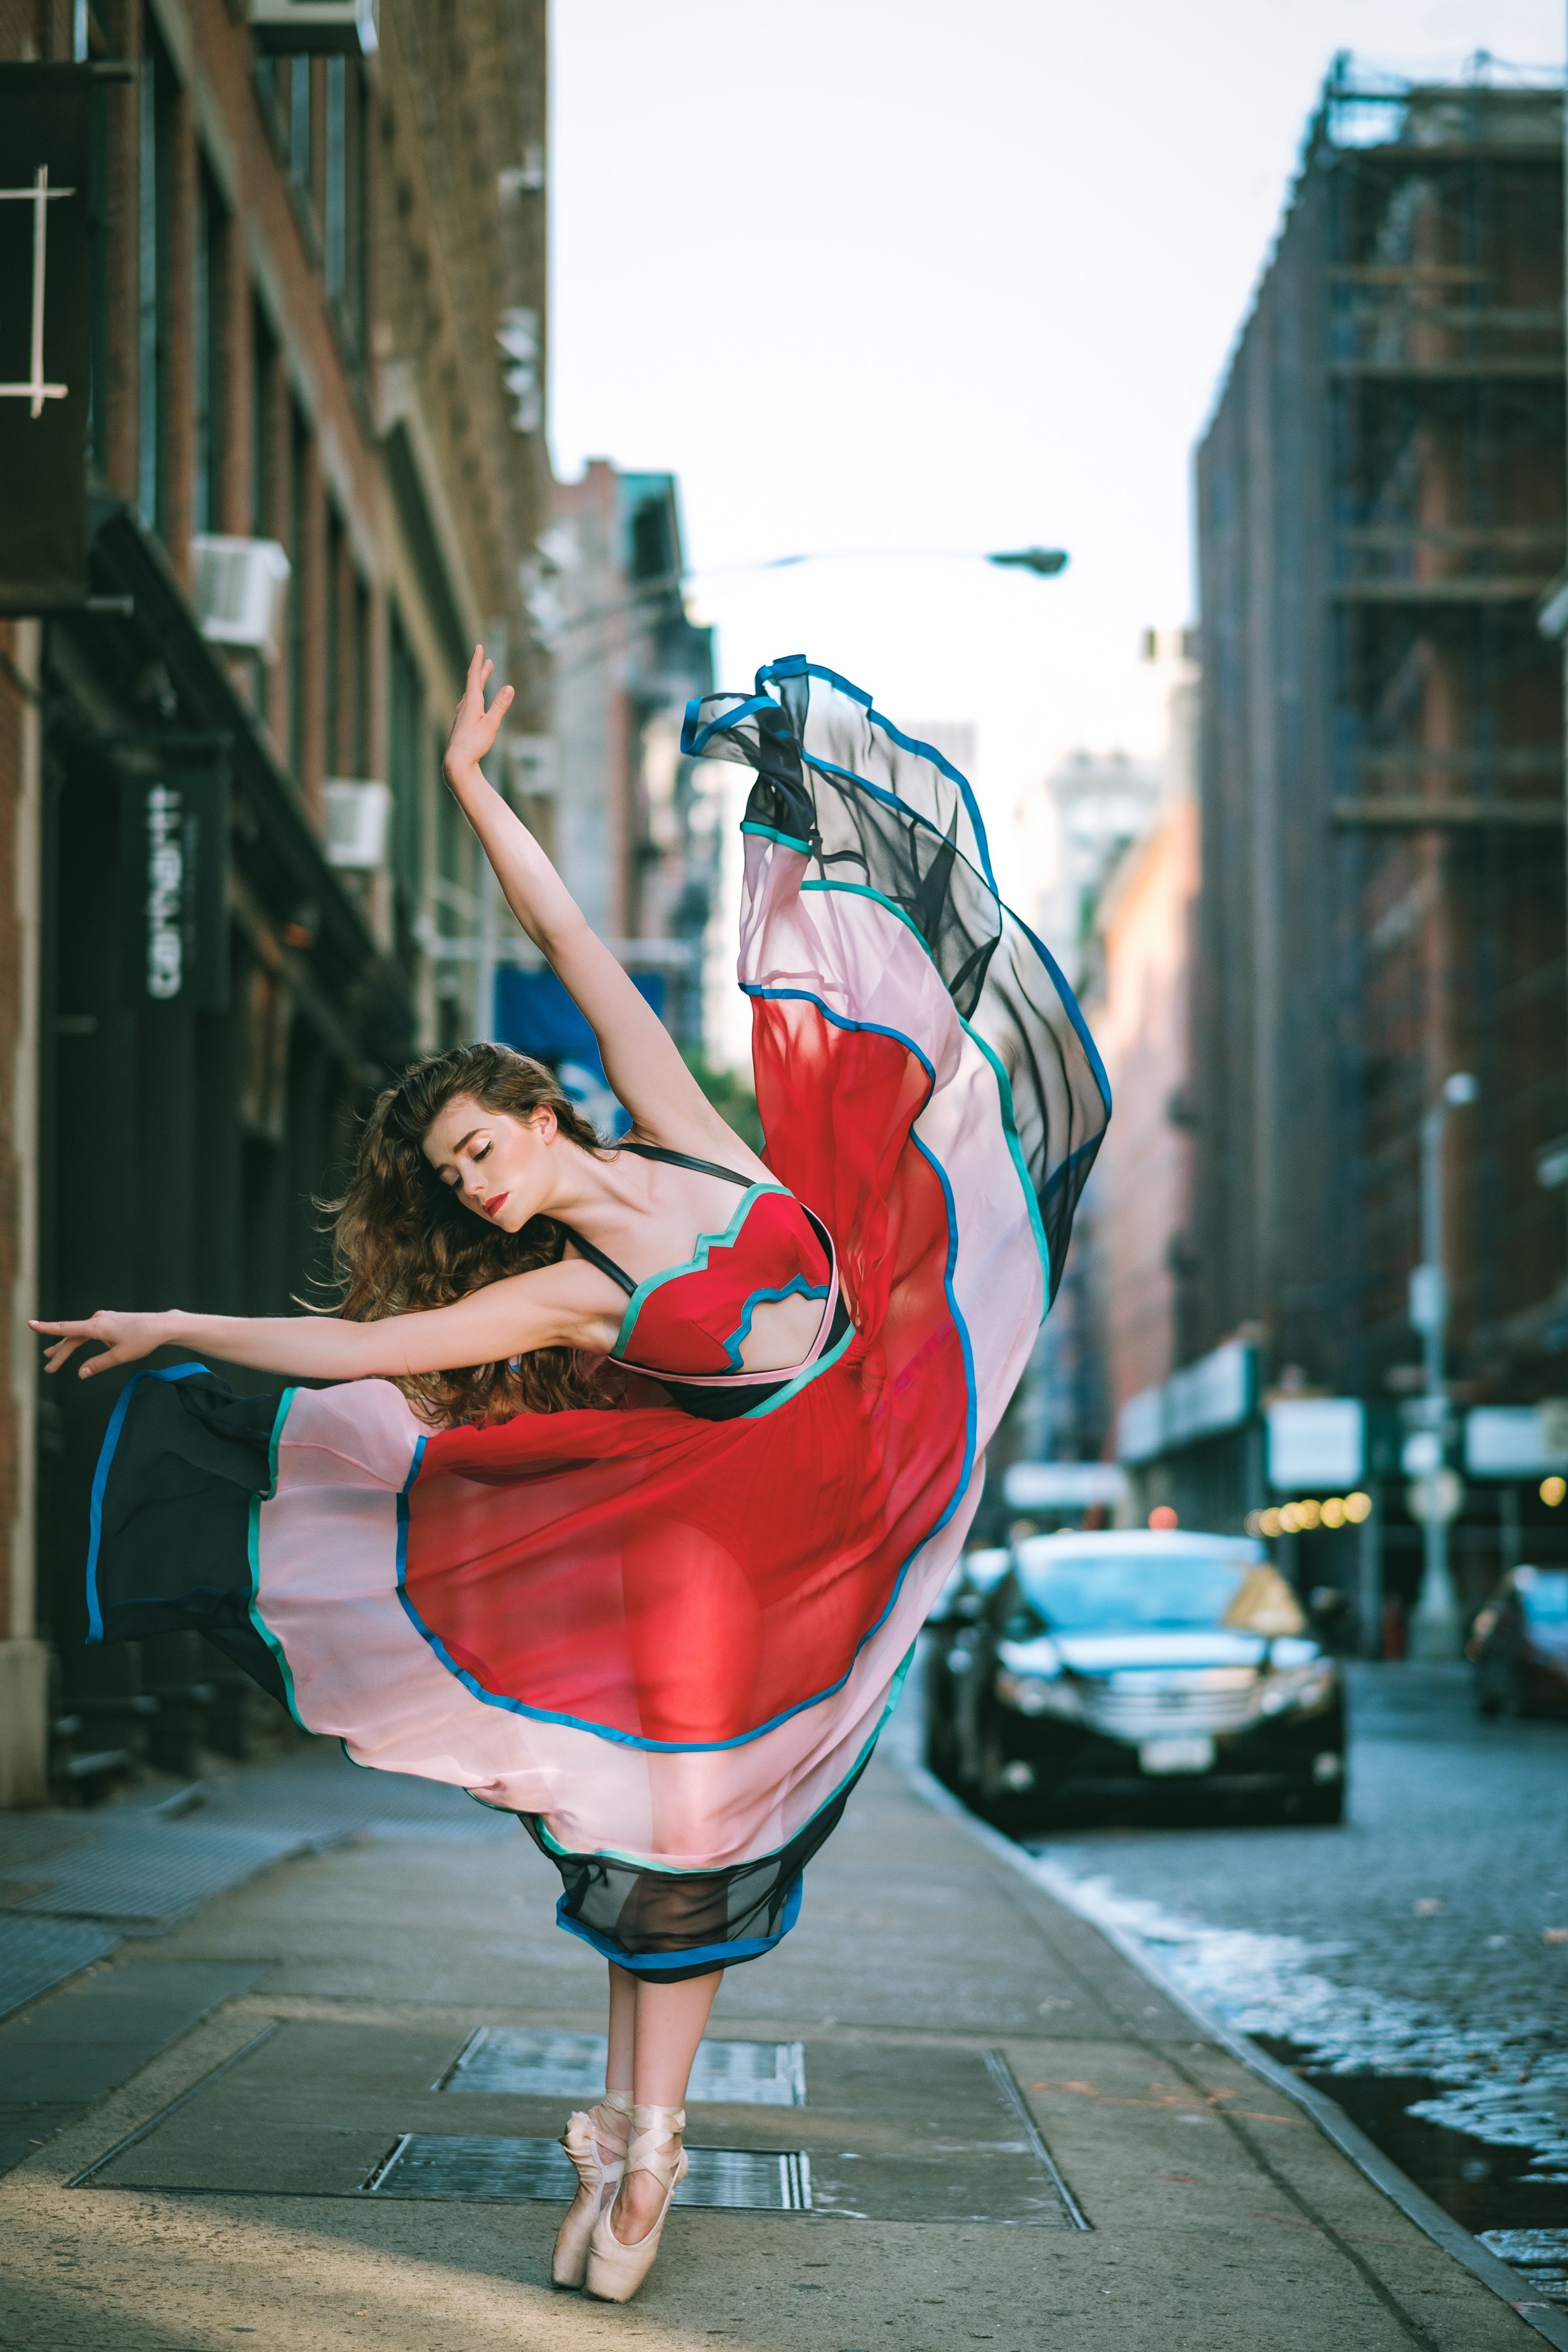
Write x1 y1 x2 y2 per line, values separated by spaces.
904 1761 1568 2352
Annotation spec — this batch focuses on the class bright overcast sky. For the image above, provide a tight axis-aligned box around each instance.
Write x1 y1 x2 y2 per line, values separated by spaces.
549 1 1564 876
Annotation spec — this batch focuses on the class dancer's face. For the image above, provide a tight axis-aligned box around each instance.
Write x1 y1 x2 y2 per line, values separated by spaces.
422 1094 558 1232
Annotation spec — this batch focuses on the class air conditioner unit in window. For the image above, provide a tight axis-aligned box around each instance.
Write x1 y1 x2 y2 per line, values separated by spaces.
190 536 292 665
324 780 391 871
248 0 378 56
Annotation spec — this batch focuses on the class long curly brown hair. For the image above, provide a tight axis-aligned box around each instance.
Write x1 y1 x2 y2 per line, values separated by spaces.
327 1041 615 1428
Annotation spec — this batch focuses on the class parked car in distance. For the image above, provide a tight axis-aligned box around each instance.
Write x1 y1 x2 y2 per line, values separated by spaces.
1468 1565 1568 1719
923 1528 1345 1829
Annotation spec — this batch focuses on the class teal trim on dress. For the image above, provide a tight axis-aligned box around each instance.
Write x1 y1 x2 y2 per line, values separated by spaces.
961 1022 1052 1315
721 1273 830 1373
741 1316 856 1421
798 876 1052 1308
741 819 812 854
612 1181 789 1362
246 1388 306 1729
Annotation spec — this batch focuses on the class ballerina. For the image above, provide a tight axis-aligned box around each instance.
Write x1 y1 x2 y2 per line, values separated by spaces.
35 645 1108 2301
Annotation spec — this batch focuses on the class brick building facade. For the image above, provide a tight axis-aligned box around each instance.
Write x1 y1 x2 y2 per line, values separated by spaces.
0 0 549 1801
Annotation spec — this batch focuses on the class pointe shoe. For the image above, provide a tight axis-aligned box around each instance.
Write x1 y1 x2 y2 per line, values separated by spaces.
551 2091 632 2290
583 2102 688 2303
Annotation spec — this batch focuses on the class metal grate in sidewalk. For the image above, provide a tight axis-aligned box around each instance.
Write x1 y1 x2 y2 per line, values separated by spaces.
364 2132 812 2210
0 1917 120 2023
440 2026 807 2106
1 1822 331 1928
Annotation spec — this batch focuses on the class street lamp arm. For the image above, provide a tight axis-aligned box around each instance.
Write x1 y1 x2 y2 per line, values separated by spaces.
985 546 1070 576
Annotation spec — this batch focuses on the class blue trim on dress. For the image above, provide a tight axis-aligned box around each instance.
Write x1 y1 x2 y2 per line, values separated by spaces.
85 1361 212 1645
1015 909 1113 1118
553 1873 803 1974
246 1389 307 1725
752 655 998 892
681 692 777 758
681 662 1105 1130
388 993 975 1757
391 1430 432 1658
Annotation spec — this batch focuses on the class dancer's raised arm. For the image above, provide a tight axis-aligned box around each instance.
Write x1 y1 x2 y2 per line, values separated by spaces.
443 647 759 1165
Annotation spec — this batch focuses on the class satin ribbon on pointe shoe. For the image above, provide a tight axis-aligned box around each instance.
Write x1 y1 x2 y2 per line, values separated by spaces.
552 2091 632 2290
583 2102 688 2304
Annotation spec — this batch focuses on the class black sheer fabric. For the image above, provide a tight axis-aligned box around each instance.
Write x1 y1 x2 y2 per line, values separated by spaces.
517 1750 866 1981
683 657 1109 1300
87 1371 289 1707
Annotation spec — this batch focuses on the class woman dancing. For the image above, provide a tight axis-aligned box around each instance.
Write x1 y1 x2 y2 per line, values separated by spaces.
35 647 1108 2302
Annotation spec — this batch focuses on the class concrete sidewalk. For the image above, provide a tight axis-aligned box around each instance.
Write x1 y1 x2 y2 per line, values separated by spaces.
0 1736 1546 2351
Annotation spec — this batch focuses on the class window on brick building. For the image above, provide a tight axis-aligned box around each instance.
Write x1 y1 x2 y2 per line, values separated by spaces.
136 10 176 533
324 57 346 303
287 400 310 786
192 162 228 535
250 300 275 538
289 55 312 192
388 608 428 956
319 56 368 363
352 573 371 778
86 75 111 475
324 502 344 770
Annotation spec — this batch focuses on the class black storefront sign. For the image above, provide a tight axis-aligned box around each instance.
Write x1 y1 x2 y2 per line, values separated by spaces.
0 63 93 613
116 765 230 1012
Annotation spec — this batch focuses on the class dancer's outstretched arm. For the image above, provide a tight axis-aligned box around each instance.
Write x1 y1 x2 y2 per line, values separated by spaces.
443 647 764 1169
30 1255 611 1384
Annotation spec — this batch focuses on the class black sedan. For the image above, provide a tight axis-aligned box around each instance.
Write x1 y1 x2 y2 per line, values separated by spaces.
923 1528 1346 1828
1468 1565 1568 1718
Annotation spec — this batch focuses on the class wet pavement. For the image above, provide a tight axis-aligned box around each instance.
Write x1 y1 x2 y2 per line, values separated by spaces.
1025 1662 1568 2302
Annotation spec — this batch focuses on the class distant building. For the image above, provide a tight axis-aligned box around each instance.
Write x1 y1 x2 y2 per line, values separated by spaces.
1141 62 1567 1621
1032 747 1163 999
1088 645 1201 1434
514 464 713 1102
1019 650 1194 1483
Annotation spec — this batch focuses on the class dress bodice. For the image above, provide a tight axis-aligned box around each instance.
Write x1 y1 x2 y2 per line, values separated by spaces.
556 1143 841 1416
611 1181 832 1379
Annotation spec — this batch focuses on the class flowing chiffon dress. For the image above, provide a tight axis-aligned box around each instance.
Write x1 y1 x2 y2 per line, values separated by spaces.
85 657 1110 1980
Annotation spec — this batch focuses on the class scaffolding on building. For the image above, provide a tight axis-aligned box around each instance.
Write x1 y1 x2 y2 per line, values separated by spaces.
1193 58 1566 1446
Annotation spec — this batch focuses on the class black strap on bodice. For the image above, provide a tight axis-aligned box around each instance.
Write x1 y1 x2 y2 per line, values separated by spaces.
618 1140 753 1187
554 1140 754 1295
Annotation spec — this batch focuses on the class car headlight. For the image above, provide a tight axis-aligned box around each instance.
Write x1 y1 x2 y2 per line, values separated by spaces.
1255 1664 1337 1719
996 1669 1079 1720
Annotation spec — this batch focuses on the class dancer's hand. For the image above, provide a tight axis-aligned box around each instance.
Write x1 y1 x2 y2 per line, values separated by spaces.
30 1310 172 1378
443 644 514 790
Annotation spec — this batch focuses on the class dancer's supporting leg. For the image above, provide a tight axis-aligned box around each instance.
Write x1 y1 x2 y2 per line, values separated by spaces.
610 1968 724 2240
606 1961 636 2102
551 1963 635 2287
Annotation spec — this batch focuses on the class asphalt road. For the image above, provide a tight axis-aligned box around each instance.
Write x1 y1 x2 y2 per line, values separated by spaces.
1016 1661 1568 2295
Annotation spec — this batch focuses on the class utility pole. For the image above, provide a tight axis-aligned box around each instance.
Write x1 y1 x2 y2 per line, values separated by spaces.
1407 1072 1477 1658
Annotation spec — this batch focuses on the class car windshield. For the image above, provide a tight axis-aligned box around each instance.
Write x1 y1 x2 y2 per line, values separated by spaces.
1014 1550 1305 1636
1519 1571 1568 1625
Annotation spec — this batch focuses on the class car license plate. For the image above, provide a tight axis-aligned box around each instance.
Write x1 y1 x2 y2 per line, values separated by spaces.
1140 1735 1215 1776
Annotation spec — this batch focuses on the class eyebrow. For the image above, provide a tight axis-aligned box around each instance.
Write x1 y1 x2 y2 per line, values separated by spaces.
432 1126 485 1172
